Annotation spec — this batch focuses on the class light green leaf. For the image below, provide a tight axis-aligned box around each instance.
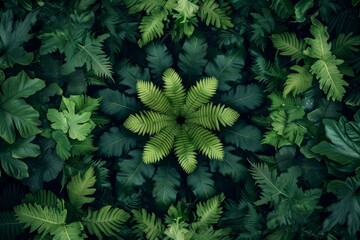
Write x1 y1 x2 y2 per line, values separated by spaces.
52 131 71 160
283 65 313 97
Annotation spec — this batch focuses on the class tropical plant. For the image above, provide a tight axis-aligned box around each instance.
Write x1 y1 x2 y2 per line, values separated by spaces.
123 68 240 173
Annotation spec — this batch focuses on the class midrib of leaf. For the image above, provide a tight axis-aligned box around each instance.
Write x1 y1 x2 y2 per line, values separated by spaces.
77 43 113 81
108 136 128 147
224 129 256 140
322 60 341 96
216 50 240 79
63 225 71 240
251 163 287 198
20 211 63 226
107 102 138 112
196 170 210 198
224 94 261 105
161 162 171 203
317 29 326 60
123 162 144 188
186 37 198 83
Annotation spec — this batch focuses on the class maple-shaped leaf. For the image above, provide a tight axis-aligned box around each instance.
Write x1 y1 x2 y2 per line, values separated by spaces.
47 97 94 141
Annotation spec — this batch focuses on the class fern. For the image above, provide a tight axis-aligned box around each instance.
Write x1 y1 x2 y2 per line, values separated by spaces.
82 205 129 238
283 65 313 97
145 42 174 80
187 162 216 199
98 127 137 157
199 0 233 29
52 222 86 240
304 17 348 101
124 68 239 173
271 32 306 62
138 13 166 47
23 190 60 208
0 211 23 240
332 32 360 59
66 167 96 209
132 208 165 240
14 203 67 235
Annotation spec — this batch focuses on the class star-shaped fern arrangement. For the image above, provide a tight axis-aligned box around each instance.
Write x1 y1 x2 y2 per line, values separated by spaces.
124 68 239 173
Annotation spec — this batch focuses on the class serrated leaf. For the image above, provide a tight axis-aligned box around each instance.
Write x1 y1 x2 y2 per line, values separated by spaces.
145 42 173 80
187 162 215 199
283 65 313 97
153 163 180 207
52 131 71 160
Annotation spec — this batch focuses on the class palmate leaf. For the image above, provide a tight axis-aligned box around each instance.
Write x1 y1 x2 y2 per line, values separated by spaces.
153 163 181 206
0 71 45 144
178 35 208 83
199 0 233 29
271 32 306 62
220 84 264 113
205 49 245 91
97 89 140 120
0 10 37 68
98 127 137 157
117 150 155 189
132 208 165 240
270 0 294 19
187 162 216 199
52 222 85 240
283 65 313 97
14 203 66 236
322 176 360 236
66 167 96 209
82 205 129 239
145 42 173 80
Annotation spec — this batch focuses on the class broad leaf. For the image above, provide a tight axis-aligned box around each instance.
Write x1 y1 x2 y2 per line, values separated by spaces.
145 42 173 80
187 162 216 199
153 163 180 207
0 71 45 144
98 127 137 157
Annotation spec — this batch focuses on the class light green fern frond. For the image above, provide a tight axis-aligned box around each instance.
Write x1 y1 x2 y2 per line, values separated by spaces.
124 111 176 136
132 208 165 240
163 68 186 115
174 127 198 173
184 77 218 114
199 0 233 29
143 127 177 163
283 65 313 97
125 0 166 14
82 205 129 239
52 222 86 240
272 32 306 62
187 103 239 130
187 124 224 160
14 203 66 235
23 190 61 208
310 57 348 101
138 13 166 47
137 80 172 114
66 167 96 209
191 193 225 230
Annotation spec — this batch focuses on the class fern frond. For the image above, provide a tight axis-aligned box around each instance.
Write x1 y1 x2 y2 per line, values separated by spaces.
145 42 174 80
153 164 181 206
187 124 223 160
143 127 177 163
82 206 129 239
52 222 85 240
303 17 332 60
187 162 216 198
283 65 313 97
23 190 60 208
270 0 294 19
184 77 218 114
174 127 198 173
271 32 306 62
162 68 186 115
124 111 176 136
14 203 66 235
137 80 172 114
186 103 239 131
332 32 360 59
66 167 96 209
125 0 166 14
191 193 225 230
0 211 23 240
132 209 165 240
310 57 348 101
199 0 233 29
138 13 166 47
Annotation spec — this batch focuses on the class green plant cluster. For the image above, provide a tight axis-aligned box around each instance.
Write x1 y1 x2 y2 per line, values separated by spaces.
0 0 360 239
